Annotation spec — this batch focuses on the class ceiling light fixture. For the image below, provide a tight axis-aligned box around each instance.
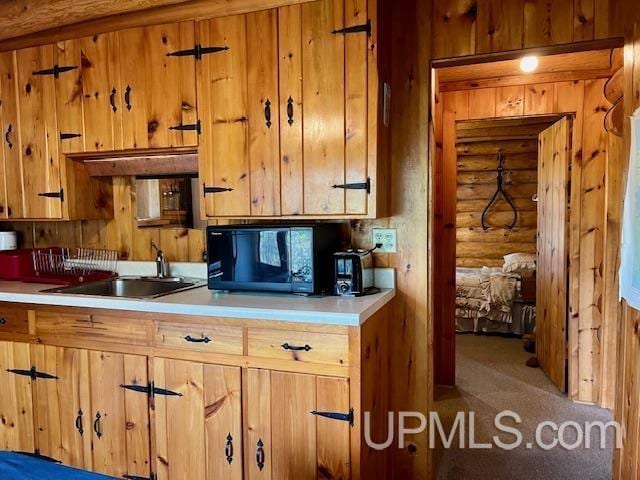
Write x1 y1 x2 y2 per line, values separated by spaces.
520 55 539 73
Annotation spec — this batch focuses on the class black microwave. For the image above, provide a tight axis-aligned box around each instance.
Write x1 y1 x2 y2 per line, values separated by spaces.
206 224 342 295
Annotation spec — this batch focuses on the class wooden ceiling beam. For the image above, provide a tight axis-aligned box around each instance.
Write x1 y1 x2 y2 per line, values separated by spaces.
0 0 314 52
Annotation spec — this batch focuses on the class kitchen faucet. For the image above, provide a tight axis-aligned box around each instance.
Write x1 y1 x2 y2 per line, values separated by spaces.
151 242 168 279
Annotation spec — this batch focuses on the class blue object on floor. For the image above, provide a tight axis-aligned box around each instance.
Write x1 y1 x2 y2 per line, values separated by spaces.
0 451 117 479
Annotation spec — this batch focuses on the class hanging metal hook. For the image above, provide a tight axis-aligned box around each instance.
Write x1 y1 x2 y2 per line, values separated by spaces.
481 152 518 231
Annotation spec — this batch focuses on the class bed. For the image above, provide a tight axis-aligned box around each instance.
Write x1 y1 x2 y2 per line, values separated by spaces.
455 254 537 335
0 451 116 479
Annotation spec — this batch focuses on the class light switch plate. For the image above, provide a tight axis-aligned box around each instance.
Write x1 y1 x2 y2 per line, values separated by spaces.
372 228 397 253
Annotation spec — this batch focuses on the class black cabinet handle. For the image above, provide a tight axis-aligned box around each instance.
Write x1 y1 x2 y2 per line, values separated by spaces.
93 412 102 439
4 124 12 149
281 343 312 352
256 439 265 471
109 87 117 112
184 335 211 344
225 433 233 464
286 97 294 126
0 318 5 325
75 410 84 436
264 98 272 128
124 85 132 111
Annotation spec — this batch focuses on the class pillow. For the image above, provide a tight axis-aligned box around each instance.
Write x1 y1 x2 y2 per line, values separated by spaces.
503 253 536 274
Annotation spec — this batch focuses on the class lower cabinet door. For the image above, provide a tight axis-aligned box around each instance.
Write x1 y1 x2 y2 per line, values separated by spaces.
245 369 351 480
0 341 35 452
88 351 151 479
153 358 243 480
30 345 91 467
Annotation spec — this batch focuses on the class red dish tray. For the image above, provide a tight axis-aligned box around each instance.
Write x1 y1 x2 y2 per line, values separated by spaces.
0 248 116 285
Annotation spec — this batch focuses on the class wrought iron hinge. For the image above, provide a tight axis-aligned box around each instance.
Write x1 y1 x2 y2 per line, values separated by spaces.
121 382 182 398
7 366 58 381
37 189 64 202
60 132 82 141
332 178 371 194
203 185 234 195
310 408 354 426
13 449 61 464
167 44 229 60
123 474 157 480
32 64 78 78
332 20 371 36
169 120 201 134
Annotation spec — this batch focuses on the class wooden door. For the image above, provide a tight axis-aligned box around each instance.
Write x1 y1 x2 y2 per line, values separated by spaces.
536 116 572 392
15 45 63 219
153 358 243 480
79 32 123 152
245 369 351 479
54 39 85 154
30 345 92 468
197 11 281 218
0 51 23 219
295 0 369 216
118 22 198 150
0 341 35 452
88 351 151 479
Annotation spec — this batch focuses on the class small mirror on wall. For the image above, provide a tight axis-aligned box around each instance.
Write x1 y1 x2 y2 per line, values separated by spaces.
135 176 203 229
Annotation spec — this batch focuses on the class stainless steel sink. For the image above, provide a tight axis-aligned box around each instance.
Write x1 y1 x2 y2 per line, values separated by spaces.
42 277 207 299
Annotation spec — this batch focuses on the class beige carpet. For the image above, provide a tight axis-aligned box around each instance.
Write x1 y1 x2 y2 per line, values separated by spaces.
433 335 615 480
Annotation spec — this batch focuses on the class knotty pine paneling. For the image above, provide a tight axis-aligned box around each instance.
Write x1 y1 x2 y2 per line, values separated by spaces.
432 0 624 59
6 176 205 263
434 72 619 408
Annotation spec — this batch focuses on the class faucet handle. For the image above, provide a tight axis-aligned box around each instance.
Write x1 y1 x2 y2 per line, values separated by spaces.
151 241 163 255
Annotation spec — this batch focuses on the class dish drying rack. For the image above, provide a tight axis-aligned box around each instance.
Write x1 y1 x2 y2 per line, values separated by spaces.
31 248 119 285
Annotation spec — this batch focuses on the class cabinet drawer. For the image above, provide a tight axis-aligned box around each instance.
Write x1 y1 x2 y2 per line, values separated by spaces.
0 306 29 334
247 328 349 366
36 311 149 345
154 322 243 355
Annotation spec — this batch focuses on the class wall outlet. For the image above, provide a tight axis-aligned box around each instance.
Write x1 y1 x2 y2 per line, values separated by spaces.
372 228 397 253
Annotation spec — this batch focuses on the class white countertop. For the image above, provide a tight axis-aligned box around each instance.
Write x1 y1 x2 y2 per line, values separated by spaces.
0 281 395 326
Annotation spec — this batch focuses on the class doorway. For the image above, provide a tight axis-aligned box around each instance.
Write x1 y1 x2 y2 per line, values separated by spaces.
431 45 623 407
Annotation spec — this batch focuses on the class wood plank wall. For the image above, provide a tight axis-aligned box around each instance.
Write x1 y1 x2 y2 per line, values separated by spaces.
6 177 206 262
613 14 640 480
434 76 619 408
455 117 554 267
432 0 624 59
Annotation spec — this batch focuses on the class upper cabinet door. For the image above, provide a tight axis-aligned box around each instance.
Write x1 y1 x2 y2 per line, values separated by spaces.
275 0 372 217
15 45 63 219
79 32 123 152
197 15 252 218
119 22 198 150
0 51 24 219
198 11 281 218
54 39 85 154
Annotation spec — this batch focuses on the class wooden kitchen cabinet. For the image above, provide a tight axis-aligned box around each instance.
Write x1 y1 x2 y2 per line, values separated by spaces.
0 341 34 452
245 369 351 479
153 358 243 480
198 0 388 219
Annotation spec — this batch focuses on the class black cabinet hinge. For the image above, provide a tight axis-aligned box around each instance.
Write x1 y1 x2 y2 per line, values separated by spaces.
37 189 64 202
7 366 58 381
123 474 157 480
203 184 234 195
311 408 354 426
332 20 371 36
121 381 182 398
169 120 201 134
60 132 82 141
167 44 229 60
332 178 371 194
32 64 78 78
13 449 61 464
